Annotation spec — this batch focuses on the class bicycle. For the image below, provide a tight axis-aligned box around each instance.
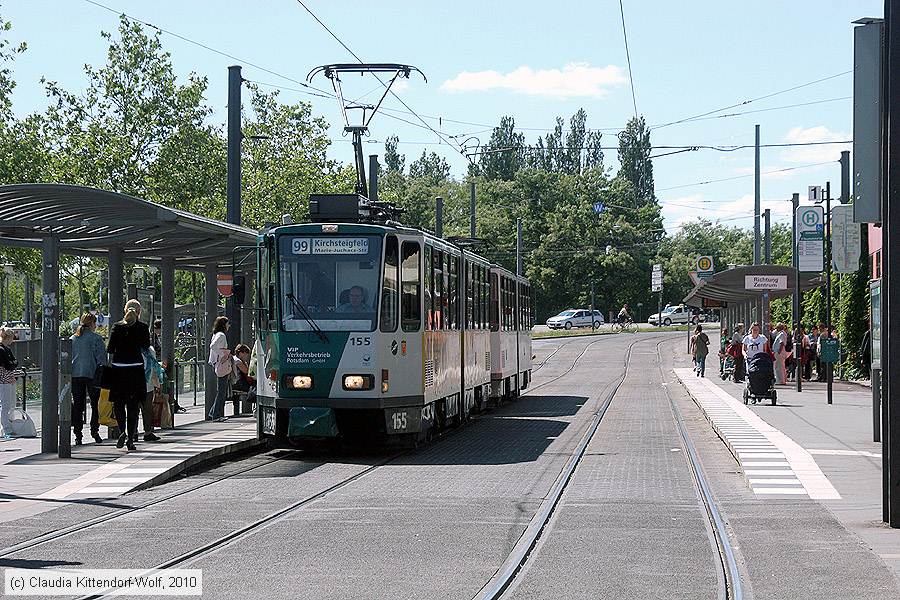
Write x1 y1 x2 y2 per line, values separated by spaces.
610 318 638 334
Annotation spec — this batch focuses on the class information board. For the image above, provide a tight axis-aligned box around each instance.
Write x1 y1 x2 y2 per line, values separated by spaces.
871 279 881 370
831 204 861 273
796 205 825 272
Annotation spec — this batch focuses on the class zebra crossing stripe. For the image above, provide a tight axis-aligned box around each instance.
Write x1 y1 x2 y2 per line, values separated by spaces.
674 369 840 500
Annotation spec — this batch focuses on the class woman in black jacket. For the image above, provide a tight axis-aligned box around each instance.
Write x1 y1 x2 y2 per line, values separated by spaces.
106 299 151 450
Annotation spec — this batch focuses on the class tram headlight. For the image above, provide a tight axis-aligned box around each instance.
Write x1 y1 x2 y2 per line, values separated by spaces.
285 375 313 389
342 374 374 391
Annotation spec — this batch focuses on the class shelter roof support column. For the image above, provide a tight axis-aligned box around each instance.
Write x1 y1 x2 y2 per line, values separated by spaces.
40 236 59 454
108 247 124 325
204 263 218 417
160 258 175 402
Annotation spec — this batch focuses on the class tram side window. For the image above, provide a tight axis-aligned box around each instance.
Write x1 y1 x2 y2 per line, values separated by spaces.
482 267 489 329
448 254 459 330
401 241 421 332
490 272 499 332
425 245 433 331
434 249 444 331
465 261 473 330
258 241 270 330
380 235 399 332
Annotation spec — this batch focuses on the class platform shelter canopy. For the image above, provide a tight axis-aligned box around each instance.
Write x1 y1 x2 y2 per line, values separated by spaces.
0 183 256 269
682 265 824 307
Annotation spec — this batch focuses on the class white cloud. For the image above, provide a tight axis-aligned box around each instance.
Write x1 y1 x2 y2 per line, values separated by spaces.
780 125 851 164
660 192 794 232
391 79 410 94
440 62 627 98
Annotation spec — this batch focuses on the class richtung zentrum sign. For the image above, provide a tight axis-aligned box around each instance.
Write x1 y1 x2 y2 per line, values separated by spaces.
744 275 788 291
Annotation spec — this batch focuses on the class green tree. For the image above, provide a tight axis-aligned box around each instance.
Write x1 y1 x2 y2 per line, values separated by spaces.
42 18 211 197
384 135 405 174
617 116 655 206
478 116 525 181
240 85 352 227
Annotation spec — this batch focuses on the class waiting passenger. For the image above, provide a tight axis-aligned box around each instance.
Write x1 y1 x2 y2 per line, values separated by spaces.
337 286 372 313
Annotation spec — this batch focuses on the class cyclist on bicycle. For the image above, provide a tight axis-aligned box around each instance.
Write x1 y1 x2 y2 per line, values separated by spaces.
616 304 632 325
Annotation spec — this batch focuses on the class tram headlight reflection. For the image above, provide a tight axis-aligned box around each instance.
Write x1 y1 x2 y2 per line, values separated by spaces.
286 375 313 389
342 374 374 391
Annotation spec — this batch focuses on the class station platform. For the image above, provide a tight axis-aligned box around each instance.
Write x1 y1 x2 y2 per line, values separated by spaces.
673 366 896 576
0 406 261 524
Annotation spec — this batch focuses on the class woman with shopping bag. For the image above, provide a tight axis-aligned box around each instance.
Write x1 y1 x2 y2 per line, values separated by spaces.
0 327 18 439
106 299 151 451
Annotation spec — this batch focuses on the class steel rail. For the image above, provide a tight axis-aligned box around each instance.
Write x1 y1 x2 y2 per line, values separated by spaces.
656 339 744 600
472 335 649 600
0 449 295 559
76 450 406 600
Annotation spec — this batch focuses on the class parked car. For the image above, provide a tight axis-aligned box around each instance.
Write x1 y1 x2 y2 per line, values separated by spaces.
647 304 699 326
546 309 605 330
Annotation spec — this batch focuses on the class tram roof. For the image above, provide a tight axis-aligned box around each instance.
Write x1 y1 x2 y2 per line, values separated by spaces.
268 220 526 282
682 264 824 307
0 184 257 269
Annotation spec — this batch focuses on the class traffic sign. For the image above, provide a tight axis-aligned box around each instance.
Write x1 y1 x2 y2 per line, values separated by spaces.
695 255 714 279
831 204 861 273
592 201 604 214
652 263 663 272
651 263 663 292
808 185 823 202
796 205 825 272
688 271 702 286
217 274 233 298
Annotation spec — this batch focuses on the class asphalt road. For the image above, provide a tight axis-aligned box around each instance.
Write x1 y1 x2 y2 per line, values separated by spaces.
0 333 896 600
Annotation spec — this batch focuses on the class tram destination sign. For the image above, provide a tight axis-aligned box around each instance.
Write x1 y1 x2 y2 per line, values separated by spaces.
292 237 370 255
796 205 824 272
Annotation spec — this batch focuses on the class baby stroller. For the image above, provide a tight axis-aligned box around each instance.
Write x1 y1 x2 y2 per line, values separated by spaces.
743 352 777 406
719 350 734 381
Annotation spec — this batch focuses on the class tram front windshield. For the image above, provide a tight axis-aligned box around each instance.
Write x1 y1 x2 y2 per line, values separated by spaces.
279 235 382 332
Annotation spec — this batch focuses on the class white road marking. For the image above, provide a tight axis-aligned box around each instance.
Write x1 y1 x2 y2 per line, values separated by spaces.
807 448 882 458
675 368 841 500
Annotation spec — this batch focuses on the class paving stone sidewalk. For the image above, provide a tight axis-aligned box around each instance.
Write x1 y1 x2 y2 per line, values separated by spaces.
677 366 900 578
0 403 261 524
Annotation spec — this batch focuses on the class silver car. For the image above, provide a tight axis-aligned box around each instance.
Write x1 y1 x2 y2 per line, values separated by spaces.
546 309 605 330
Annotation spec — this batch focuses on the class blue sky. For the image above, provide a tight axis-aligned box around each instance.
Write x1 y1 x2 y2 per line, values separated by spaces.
4 0 883 232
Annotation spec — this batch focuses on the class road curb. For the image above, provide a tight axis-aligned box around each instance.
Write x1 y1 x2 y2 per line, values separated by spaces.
130 436 265 493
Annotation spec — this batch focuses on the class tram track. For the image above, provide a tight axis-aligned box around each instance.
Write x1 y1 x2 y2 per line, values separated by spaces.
472 333 745 600
71 334 625 599
472 335 645 600
0 449 302 560
76 450 406 600
655 339 744 600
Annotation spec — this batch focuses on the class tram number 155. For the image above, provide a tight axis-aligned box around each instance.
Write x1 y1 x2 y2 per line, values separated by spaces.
391 411 408 431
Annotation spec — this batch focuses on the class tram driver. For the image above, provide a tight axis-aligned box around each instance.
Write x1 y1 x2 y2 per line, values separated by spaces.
337 285 372 313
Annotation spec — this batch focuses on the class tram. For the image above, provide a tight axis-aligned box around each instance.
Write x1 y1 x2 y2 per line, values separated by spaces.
253 195 532 446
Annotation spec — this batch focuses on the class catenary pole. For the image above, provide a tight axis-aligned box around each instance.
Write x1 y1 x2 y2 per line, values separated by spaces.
826 181 833 405
791 193 802 393
225 65 242 349
882 0 900 526
470 180 476 239
754 124 762 265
